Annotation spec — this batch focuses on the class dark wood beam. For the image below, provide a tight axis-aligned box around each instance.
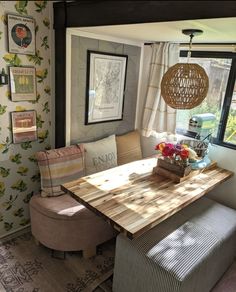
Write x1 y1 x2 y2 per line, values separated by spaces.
54 1 236 28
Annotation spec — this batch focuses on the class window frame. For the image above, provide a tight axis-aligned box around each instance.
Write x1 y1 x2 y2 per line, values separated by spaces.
180 50 236 150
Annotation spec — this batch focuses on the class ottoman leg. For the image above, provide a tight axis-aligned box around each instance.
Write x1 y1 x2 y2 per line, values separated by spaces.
83 246 97 259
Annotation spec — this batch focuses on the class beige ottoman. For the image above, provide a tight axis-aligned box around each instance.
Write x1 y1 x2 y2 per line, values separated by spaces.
30 193 115 258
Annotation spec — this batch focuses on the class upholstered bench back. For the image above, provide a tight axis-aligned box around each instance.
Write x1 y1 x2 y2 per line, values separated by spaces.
36 130 142 198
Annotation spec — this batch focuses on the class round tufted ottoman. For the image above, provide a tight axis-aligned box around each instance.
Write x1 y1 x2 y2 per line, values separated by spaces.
30 193 115 258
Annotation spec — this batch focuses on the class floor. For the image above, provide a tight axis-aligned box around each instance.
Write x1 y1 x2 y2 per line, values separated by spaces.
0 230 236 291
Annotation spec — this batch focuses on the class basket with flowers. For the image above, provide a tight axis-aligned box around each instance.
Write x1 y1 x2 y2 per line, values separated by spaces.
155 142 192 177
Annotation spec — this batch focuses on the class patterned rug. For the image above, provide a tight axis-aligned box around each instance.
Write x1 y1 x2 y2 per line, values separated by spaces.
0 232 115 292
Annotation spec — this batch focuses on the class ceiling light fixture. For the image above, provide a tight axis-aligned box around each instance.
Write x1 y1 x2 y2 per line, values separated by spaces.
161 29 209 109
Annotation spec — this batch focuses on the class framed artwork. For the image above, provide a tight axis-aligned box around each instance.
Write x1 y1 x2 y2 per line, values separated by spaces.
85 51 128 125
9 66 36 101
7 14 35 55
11 110 37 144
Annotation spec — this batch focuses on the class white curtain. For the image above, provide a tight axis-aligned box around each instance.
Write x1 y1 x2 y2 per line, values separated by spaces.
141 43 180 137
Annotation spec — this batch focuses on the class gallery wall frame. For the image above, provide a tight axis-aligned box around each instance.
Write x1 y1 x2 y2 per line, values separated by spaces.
9 66 36 101
7 13 36 55
11 110 37 144
85 50 128 125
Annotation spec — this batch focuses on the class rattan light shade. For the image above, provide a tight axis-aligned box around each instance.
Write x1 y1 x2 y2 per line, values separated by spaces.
161 63 209 109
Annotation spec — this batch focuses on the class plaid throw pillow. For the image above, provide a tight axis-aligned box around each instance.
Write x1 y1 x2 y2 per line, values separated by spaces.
36 145 85 197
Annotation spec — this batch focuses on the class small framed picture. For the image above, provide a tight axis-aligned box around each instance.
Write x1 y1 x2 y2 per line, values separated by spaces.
11 110 37 144
9 66 36 101
7 14 35 55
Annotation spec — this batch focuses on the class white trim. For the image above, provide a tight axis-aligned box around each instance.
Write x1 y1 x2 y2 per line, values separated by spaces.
67 28 143 47
66 30 72 146
0 224 31 239
135 43 145 129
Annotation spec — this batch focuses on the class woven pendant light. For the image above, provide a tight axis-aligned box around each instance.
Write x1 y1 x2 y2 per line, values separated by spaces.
161 29 209 109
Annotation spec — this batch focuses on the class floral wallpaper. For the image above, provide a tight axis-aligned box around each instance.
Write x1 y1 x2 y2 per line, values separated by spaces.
0 1 52 237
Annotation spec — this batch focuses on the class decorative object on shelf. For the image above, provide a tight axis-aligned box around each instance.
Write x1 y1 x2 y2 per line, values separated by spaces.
161 29 209 109
7 14 35 55
85 50 128 125
9 66 36 101
11 110 37 144
0 68 8 85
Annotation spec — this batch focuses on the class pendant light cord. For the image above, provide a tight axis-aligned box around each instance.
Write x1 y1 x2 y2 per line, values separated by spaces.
187 34 194 63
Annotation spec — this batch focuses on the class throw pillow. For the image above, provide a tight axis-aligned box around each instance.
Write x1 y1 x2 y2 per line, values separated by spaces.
116 130 142 165
36 144 85 197
84 135 117 175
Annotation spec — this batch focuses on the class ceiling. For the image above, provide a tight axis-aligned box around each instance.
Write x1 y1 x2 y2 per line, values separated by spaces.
76 17 236 43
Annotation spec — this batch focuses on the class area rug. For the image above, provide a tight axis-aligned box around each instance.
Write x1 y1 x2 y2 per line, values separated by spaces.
0 232 115 292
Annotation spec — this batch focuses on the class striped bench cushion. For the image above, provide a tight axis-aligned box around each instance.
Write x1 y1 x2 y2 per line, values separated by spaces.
36 145 85 197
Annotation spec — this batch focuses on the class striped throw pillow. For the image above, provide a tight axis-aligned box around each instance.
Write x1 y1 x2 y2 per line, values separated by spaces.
36 145 85 197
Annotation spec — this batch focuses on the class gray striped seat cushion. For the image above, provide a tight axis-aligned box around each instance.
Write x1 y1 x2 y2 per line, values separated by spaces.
142 221 219 281
113 197 236 292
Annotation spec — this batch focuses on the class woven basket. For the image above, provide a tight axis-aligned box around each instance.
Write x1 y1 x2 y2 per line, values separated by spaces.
180 139 208 158
161 63 209 109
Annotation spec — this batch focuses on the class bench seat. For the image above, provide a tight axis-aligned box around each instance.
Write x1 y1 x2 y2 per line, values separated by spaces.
113 197 236 292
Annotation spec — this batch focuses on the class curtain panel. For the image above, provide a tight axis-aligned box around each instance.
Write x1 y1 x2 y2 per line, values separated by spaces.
141 43 179 137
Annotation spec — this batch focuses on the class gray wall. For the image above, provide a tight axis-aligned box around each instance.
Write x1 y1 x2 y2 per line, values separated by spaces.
70 36 141 143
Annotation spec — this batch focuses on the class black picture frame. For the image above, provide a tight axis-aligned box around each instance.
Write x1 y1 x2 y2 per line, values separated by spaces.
85 50 128 125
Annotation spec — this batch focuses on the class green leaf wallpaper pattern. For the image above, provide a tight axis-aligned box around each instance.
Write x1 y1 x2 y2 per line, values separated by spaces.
21 141 32 150
0 137 11 154
0 1 52 236
4 222 13 231
36 114 44 128
11 180 27 192
23 191 34 204
43 17 50 29
0 182 5 196
35 1 47 13
0 167 10 177
17 166 29 176
15 1 28 15
41 36 49 50
13 207 24 217
10 153 22 164
2 195 18 211
44 86 51 95
3 54 22 66
0 104 7 115
36 68 48 82
27 50 43 65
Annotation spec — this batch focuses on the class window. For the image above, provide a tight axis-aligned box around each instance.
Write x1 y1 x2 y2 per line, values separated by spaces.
176 51 236 149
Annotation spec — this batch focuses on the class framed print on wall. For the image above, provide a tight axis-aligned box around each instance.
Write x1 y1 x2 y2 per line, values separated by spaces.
11 110 37 144
9 66 36 101
85 51 128 125
7 14 35 55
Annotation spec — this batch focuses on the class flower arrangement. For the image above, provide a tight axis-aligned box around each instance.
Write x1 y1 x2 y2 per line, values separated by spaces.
155 142 189 167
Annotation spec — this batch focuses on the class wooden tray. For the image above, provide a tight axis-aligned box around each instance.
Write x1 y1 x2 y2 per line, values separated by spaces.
153 161 217 183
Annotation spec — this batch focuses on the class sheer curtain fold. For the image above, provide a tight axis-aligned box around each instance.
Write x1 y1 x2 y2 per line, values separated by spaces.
141 43 180 137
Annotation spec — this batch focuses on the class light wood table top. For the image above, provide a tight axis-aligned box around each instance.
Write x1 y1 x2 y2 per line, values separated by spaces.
62 157 233 239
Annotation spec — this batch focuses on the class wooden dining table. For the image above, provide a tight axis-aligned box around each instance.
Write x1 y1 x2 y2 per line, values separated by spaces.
61 157 233 239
